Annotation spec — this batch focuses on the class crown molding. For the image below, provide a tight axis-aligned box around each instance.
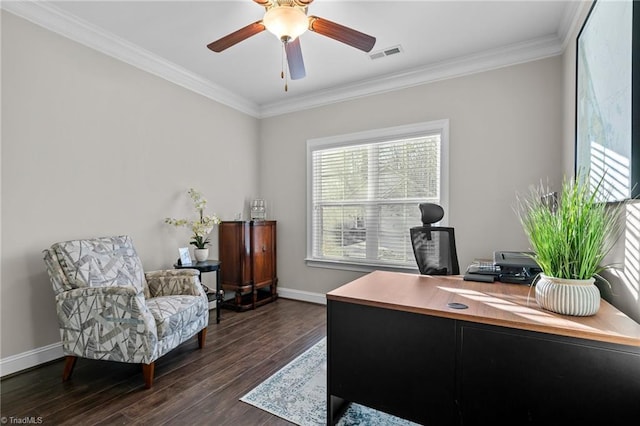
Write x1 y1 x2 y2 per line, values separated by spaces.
2 0 583 119
1 0 261 117
260 34 564 118
558 0 592 50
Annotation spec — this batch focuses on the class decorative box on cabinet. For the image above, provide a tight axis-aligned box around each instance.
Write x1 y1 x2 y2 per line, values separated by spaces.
218 220 278 311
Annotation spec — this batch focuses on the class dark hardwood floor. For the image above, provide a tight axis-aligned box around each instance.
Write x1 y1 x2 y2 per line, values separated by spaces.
0 299 327 425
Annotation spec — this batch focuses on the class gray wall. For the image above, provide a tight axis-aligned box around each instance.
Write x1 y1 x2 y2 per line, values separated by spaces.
259 57 564 297
1 11 260 362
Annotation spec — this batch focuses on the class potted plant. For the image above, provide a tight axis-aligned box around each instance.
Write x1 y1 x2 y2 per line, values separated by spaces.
166 188 221 262
516 174 625 316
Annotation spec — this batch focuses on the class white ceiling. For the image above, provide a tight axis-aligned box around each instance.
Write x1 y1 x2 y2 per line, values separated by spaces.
3 1 588 117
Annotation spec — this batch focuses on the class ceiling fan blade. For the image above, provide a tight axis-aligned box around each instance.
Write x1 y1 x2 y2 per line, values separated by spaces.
308 16 376 52
285 38 306 80
207 21 265 52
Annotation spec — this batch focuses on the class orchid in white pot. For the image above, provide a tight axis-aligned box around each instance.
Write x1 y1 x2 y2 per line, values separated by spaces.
166 188 221 261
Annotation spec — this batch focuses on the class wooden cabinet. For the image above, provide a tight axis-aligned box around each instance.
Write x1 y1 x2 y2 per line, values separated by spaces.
218 221 278 311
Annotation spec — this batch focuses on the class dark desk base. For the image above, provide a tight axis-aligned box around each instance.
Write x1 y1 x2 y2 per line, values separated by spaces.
327 300 640 425
327 301 456 425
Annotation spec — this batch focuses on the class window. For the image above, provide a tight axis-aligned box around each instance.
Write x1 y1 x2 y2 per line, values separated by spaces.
306 120 449 271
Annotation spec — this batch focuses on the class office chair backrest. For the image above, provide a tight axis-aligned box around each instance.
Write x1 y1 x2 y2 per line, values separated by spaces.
410 203 460 275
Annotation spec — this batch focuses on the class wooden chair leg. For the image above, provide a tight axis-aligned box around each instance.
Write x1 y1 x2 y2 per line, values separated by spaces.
142 362 155 389
198 327 207 349
62 356 77 382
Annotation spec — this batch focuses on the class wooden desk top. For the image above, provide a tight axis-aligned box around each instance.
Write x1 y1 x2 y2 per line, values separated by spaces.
326 270 640 347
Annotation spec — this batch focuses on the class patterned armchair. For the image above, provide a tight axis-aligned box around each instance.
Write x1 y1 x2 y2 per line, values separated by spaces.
43 235 209 388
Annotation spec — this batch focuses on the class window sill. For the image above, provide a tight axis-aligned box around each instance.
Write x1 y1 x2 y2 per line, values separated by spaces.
305 258 419 274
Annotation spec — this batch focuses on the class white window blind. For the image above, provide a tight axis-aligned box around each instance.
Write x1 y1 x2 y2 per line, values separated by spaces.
306 120 448 270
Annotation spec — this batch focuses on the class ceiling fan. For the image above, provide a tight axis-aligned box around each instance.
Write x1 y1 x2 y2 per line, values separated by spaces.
207 0 376 87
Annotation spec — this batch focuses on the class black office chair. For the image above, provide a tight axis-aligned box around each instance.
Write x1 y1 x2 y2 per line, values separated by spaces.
410 203 460 275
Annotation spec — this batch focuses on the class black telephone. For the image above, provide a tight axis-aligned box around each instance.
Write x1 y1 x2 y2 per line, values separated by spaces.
493 251 541 284
465 252 541 285
464 260 500 282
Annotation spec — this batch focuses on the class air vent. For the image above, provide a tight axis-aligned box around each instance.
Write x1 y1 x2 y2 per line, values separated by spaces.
369 45 403 60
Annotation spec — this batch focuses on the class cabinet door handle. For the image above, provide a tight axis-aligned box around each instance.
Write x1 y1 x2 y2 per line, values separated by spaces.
262 245 266 252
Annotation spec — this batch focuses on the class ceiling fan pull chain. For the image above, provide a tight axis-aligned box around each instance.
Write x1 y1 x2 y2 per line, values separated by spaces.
282 42 288 92
281 42 285 80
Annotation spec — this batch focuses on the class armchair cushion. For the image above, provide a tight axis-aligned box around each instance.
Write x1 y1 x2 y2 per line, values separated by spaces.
51 235 150 298
145 269 202 298
147 295 208 339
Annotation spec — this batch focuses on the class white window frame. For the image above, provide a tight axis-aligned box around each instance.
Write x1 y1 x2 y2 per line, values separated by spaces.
306 120 450 272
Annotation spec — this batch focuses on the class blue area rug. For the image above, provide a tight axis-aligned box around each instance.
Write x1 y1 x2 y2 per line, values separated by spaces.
240 337 418 425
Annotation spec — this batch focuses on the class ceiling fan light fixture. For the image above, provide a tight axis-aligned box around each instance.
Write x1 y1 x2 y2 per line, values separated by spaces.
263 6 308 42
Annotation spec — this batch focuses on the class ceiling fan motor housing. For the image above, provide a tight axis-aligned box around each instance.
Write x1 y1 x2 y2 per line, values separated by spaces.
257 0 314 7
263 5 309 42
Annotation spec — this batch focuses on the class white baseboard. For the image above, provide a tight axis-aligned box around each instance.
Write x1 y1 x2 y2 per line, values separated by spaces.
0 341 63 378
278 287 327 305
1 288 324 378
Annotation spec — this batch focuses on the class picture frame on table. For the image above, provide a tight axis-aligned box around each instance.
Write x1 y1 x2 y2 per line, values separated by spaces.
178 247 192 266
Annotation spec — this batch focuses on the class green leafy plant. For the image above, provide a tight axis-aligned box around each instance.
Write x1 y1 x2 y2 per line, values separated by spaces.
165 188 221 249
516 174 625 280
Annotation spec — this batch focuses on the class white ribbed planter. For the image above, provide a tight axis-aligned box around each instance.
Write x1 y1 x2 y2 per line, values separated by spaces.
535 274 601 316
194 248 209 262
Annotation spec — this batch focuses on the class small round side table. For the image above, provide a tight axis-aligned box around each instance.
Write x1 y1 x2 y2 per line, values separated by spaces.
174 259 222 324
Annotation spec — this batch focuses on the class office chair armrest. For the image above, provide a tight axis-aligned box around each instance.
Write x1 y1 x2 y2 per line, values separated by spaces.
145 269 203 298
55 286 159 364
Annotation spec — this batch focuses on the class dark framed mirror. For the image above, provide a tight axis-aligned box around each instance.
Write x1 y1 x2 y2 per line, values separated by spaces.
575 0 639 200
